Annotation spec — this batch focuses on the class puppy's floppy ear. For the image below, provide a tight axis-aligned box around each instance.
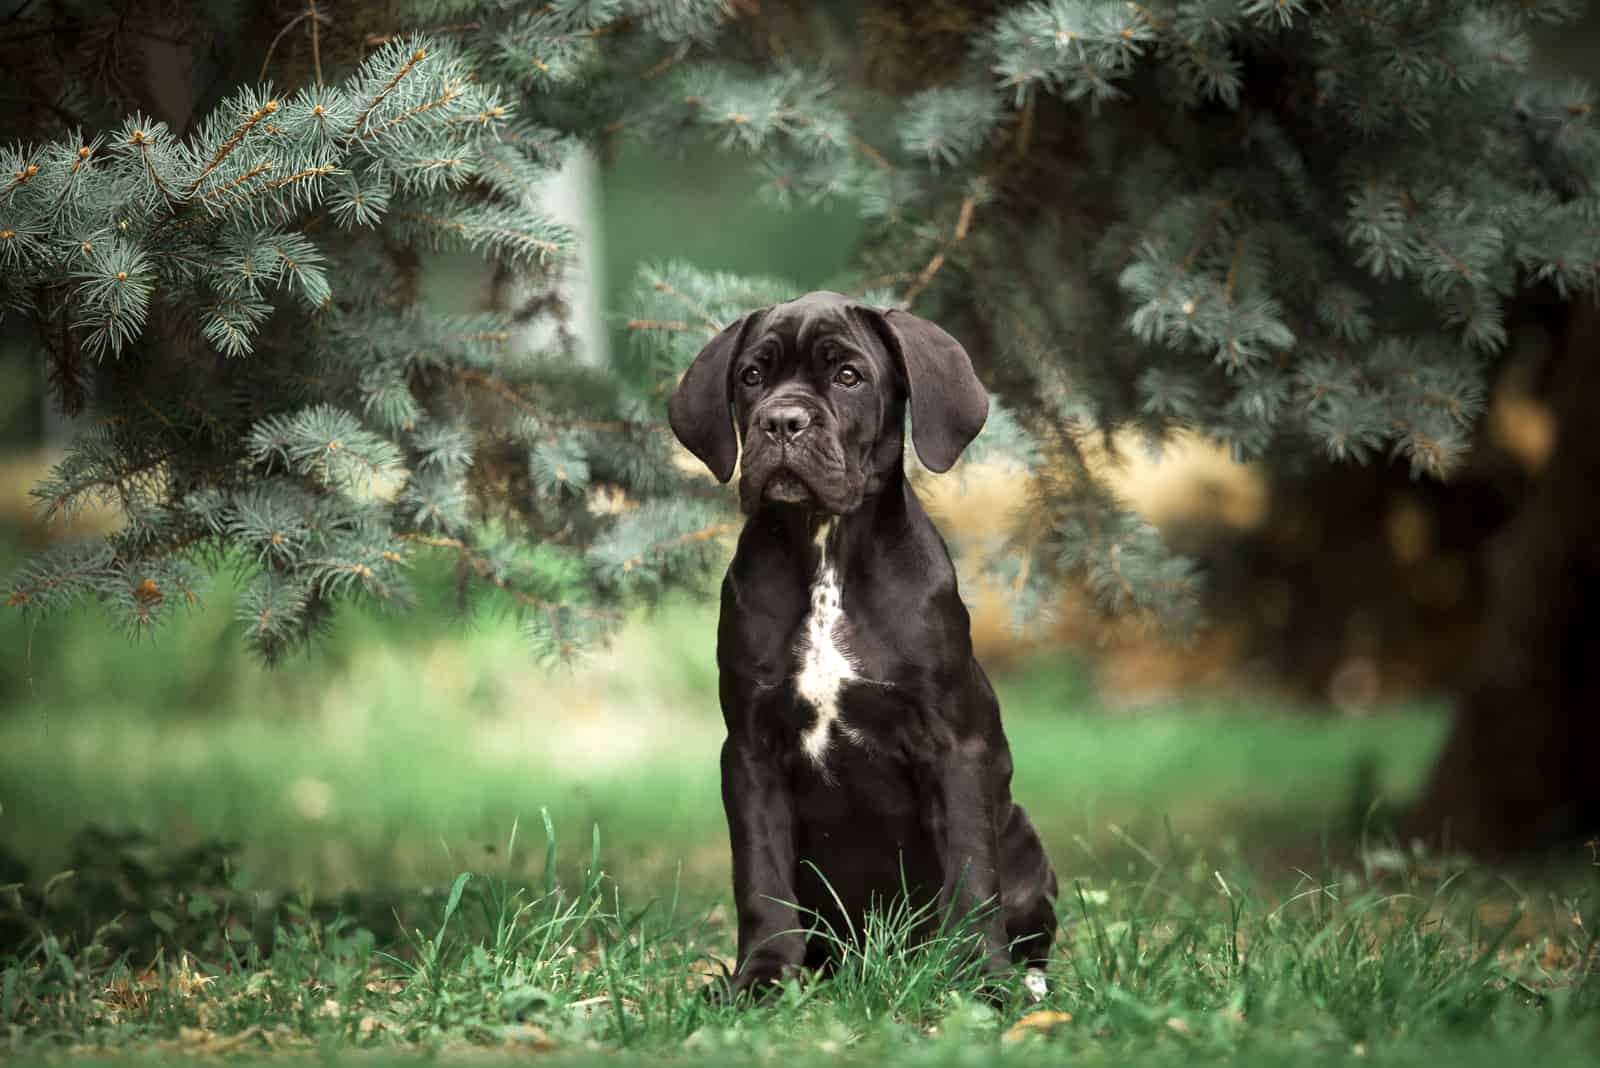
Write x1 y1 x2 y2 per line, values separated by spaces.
667 312 758 483
861 307 988 473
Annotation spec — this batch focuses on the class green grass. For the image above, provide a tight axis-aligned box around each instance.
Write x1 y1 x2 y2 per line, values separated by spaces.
3 814 1596 1066
2 539 1596 1063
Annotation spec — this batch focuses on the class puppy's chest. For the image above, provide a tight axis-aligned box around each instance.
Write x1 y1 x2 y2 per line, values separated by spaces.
791 561 859 762
782 528 892 768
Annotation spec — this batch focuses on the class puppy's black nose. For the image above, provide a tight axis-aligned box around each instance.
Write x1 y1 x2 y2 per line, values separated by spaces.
760 404 813 442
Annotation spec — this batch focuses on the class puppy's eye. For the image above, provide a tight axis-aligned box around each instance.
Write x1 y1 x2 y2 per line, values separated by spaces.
740 367 764 387
833 366 861 387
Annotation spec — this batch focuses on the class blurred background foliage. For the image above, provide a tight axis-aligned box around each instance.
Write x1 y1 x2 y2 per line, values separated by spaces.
0 116 1446 932
1 0 1598 964
0 119 1442 914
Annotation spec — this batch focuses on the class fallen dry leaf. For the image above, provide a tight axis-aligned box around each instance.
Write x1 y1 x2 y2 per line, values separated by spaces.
98 956 216 1017
163 1024 264 1054
685 954 735 992
1002 1010 1072 1043
507 1023 557 1050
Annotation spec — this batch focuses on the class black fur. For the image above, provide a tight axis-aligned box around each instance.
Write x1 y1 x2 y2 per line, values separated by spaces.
669 292 1058 1001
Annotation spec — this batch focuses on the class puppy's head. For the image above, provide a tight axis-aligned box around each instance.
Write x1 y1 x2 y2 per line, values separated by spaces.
667 291 988 515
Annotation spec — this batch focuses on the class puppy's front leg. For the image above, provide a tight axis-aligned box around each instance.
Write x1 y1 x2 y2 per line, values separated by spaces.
715 735 806 1002
918 736 1013 980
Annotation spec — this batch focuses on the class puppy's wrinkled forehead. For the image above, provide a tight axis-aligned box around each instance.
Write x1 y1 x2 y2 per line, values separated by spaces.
756 292 888 365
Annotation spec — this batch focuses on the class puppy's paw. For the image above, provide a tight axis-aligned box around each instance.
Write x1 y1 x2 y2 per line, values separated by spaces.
970 953 1019 1008
701 963 800 1008
971 959 1051 1009
1022 967 1050 1002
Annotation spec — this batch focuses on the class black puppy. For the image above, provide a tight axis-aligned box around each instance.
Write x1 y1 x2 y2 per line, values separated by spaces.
668 292 1057 1002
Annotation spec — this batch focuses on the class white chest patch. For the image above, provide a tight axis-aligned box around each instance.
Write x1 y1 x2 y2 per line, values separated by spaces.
795 523 859 765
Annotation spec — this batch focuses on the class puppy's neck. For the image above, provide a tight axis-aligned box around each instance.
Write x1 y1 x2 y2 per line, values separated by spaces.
790 461 916 583
809 514 837 570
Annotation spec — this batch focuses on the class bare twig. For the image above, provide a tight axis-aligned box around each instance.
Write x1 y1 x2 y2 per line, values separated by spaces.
849 271 919 296
1224 238 1244 305
258 5 330 83
850 134 894 173
309 0 323 84
903 193 977 308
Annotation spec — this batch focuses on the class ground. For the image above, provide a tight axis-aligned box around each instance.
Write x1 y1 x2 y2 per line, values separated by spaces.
0 548 1595 1065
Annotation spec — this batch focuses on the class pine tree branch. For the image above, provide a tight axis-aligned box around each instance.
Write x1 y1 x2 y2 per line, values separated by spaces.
189 100 278 193
131 385 175 430
521 16 635 78
641 51 684 82
4 155 39 194
7 562 110 608
397 211 563 257
451 367 637 433
350 47 429 136
359 84 466 141
398 532 621 620
200 160 273 200
38 450 175 523
1398 189 1479 282
214 164 335 213
50 143 94 213
647 278 722 334
614 520 740 574
127 128 181 213
1182 197 1233 270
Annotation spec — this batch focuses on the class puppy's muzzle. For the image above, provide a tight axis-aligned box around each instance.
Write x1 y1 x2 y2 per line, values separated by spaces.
742 398 847 511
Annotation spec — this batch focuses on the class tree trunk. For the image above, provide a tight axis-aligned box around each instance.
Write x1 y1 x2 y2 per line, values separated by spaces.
1407 298 1600 854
